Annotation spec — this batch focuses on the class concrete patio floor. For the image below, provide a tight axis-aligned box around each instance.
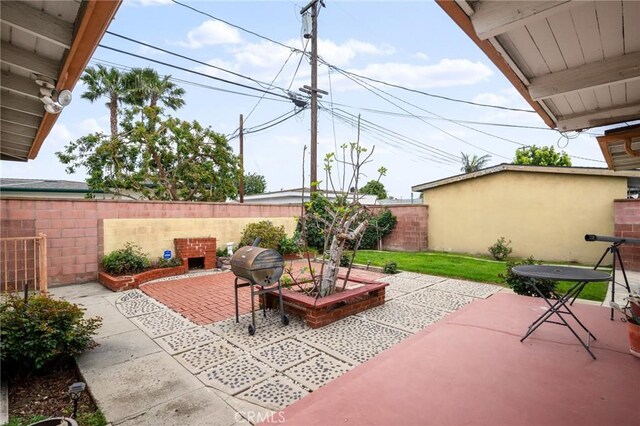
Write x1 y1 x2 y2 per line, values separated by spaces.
48 269 639 425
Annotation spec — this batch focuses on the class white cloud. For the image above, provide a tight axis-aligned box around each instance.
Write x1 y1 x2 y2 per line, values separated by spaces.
179 20 242 48
318 39 394 66
413 52 430 60
47 124 72 148
78 118 104 135
326 58 493 91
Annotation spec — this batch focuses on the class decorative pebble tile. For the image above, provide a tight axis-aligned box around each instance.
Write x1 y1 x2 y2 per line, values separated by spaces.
236 376 309 410
413 274 448 284
116 289 145 303
155 327 221 355
357 300 448 333
394 272 424 279
431 279 502 299
116 297 164 318
210 313 308 351
384 287 408 300
377 276 434 292
297 316 410 364
397 288 475 312
252 339 320 372
175 341 241 373
284 354 353 391
130 310 196 338
198 355 274 395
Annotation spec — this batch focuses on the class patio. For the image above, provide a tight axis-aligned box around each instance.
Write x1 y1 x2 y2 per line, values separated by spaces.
48 267 639 425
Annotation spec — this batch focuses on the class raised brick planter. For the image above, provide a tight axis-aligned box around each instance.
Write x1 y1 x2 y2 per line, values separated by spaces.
263 277 387 328
98 265 187 291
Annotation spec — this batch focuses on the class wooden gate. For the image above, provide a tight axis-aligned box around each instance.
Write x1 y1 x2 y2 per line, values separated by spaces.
1 233 48 294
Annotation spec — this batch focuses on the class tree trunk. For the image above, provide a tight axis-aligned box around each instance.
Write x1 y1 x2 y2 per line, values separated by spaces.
109 97 118 138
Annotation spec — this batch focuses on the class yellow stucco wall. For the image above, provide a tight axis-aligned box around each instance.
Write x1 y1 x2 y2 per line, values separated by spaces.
422 171 626 264
102 217 297 259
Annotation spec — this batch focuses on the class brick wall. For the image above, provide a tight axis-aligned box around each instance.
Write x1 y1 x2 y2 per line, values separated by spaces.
614 199 640 271
0 198 431 287
174 238 217 270
372 205 428 252
0 198 300 287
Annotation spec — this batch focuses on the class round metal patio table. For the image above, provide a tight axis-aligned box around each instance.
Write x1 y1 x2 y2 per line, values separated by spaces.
512 265 612 360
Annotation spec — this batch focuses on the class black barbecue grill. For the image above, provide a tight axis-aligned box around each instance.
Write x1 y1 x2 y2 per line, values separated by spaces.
230 243 289 335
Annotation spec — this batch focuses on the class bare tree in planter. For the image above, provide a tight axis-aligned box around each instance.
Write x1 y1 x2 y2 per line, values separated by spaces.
299 141 387 297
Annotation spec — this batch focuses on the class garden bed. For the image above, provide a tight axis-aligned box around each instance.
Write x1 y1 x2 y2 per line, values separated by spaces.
98 265 187 292
263 277 387 328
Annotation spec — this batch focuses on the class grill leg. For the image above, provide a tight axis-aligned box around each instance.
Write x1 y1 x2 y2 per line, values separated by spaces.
234 278 240 323
250 282 256 332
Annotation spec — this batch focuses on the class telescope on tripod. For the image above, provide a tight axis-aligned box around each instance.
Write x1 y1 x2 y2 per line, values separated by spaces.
584 234 638 320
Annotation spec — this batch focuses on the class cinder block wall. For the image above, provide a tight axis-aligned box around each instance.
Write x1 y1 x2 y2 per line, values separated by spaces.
0 199 430 287
371 205 428 251
614 199 640 270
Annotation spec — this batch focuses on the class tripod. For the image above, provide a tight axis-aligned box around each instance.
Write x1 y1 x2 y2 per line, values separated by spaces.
579 234 638 320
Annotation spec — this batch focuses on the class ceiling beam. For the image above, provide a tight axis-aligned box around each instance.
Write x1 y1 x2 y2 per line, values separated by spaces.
1 152 27 161
471 1 574 40
0 1 73 48
30 0 123 160
529 51 640 101
0 72 40 99
0 107 42 128
556 104 640 131
0 41 59 79
1 121 38 139
0 91 45 116
435 0 556 128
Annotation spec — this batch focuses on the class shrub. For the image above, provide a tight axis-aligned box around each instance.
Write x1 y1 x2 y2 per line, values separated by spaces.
216 247 229 258
239 221 287 250
0 295 102 374
340 253 351 267
278 233 301 255
102 243 150 275
488 237 513 260
499 257 557 298
383 261 398 274
154 257 182 268
356 209 398 250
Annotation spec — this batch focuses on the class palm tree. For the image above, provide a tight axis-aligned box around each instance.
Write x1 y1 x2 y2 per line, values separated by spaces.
80 65 128 138
460 152 491 173
125 68 185 110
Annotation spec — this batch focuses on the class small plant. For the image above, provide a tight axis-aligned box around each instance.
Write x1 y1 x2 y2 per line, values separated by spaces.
340 253 351 267
383 261 398 274
102 242 150 275
155 257 182 268
216 247 228 258
280 275 293 289
499 257 557 298
611 291 640 325
0 295 102 374
239 221 287 250
488 237 513 260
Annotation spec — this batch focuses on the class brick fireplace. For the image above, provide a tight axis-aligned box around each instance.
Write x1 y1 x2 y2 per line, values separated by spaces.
174 238 217 270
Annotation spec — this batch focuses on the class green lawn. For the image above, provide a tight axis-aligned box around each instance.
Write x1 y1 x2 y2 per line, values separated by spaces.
353 250 608 302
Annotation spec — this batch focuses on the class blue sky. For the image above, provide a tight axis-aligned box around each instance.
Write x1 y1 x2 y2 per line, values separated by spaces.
1 0 608 198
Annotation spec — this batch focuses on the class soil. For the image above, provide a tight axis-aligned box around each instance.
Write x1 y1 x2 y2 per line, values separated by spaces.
7 359 101 425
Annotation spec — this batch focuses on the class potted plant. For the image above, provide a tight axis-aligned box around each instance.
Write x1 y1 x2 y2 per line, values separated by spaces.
611 291 640 358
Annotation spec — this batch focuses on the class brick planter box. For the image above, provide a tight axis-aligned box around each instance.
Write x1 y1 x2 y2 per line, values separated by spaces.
263 277 387 328
98 265 187 291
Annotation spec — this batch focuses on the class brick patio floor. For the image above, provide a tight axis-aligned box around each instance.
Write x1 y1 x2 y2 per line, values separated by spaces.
140 261 386 325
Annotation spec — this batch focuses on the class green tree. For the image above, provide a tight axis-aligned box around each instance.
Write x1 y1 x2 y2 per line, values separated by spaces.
242 172 267 196
361 180 388 200
460 152 491 173
56 108 240 201
80 65 129 137
125 67 186 110
513 145 572 166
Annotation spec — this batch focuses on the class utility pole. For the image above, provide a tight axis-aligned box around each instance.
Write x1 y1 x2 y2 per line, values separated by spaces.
300 0 325 192
239 114 244 203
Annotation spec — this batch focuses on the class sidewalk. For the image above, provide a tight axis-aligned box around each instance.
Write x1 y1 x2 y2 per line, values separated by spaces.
50 283 260 426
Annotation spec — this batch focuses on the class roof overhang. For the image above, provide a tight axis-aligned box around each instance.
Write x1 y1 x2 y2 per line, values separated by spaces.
436 1 640 169
412 163 640 192
1 0 121 162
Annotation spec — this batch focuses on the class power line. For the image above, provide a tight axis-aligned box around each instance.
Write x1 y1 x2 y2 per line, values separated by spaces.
97 44 293 101
168 0 535 114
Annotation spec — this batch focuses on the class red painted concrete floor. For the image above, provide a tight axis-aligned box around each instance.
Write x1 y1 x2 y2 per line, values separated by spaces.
140 262 385 325
278 292 640 426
